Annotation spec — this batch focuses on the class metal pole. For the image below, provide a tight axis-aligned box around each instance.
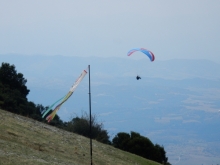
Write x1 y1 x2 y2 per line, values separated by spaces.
89 65 93 165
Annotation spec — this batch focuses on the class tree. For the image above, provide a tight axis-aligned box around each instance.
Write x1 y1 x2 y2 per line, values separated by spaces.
0 63 43 120
153 144 168 164
0 63 29 97
66 112 111 144
112 132 130 151
128 132 155 159
112 131 169 164
0 63 30 113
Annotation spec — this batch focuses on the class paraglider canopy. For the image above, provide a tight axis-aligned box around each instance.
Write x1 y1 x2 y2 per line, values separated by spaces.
127 48 155 61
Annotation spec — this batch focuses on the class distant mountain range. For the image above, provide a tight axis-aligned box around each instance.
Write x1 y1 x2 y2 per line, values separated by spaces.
1 54 220 165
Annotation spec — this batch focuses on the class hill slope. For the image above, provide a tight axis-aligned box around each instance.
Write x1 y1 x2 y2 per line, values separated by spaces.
0 109 161 165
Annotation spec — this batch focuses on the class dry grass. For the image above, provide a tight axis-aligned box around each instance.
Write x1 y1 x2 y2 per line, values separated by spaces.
0 109 161 165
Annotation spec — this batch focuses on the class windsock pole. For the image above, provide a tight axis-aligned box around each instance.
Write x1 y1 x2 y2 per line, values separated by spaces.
89 65 93 165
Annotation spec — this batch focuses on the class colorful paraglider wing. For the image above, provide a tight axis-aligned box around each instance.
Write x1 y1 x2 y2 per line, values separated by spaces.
127 48 155 61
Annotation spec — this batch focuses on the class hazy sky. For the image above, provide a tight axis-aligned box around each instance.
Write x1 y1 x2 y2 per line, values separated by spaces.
1 0 220 62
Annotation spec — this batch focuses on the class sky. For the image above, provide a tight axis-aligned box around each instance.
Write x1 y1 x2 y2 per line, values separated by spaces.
0 0 220 62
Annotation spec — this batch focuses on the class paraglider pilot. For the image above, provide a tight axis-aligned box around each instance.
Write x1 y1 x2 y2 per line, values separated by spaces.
136 75 141 80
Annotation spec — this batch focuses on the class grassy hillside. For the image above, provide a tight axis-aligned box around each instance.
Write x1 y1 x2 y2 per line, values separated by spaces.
0 109 161 165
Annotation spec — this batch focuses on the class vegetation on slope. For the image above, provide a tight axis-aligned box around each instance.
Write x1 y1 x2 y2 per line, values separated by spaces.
0 109 161 165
